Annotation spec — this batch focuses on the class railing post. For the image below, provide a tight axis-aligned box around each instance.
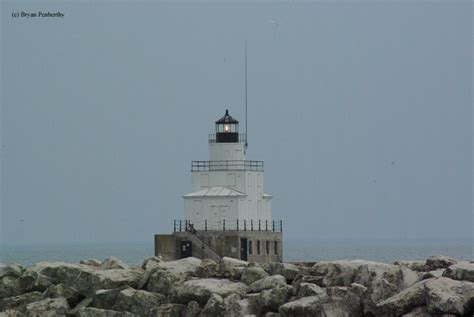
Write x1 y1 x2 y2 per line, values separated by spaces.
205 219 207 231
258 220 261 231
272 220 275 232
223 219 226 231
173 220 176 232
237 219 239 231
244 219 246 231
251 220 253 231
179 220 182 232
265 220 268 231
280 220 283 232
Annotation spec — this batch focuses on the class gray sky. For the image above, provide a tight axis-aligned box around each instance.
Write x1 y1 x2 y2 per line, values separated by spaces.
1 1 472 245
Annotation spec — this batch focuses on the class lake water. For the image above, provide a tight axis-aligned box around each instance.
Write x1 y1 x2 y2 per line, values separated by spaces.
1 240 472 266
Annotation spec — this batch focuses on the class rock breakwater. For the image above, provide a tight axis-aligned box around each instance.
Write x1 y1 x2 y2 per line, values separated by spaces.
0 255 473 316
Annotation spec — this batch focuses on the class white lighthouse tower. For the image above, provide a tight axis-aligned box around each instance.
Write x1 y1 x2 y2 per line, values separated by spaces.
183 109 272 231
155 110 282 263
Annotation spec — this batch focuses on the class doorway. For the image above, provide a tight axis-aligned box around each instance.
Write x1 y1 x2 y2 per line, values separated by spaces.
240 238 248 261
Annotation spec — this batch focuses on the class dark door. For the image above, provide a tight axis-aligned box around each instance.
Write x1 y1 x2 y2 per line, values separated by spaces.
240 238 248 261
180 241 192 258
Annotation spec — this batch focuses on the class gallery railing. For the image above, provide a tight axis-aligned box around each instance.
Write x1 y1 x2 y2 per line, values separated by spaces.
191 160 263 172
173 219 283 233
208 134 247 144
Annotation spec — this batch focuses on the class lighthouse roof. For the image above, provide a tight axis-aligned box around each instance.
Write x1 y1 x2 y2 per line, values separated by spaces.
183 186 246 198
215 109 239 124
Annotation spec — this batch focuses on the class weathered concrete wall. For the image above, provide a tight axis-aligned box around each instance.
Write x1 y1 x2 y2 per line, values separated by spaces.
157 230 282 263
154 234 178 261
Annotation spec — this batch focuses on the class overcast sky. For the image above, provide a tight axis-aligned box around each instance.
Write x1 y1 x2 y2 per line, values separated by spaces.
1 1 472 245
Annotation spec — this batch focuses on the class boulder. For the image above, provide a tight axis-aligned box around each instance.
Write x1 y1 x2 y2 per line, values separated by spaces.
377 277 474 316
172 278 247 305
241 267 270 285
90 287 130 310
266 262 300 283
0 277 22 299
443 262 474 282
113 288 166 316
43 283 81 307
0 265 23 279
146 258 201 294
183 300 201 317
248 275 287 293
24 297 70 316
141 256 162 271
0 291 43 312
0 309 26 316
296 283 326 299
393 261 429 272
194 259 218 278
79 259 101 267
21 262 143 297
69 297 93 315
149 303 186 317
425 256 457 271
278 295 327 316
421 269 444 280
101 257 129 270
75 307 139 316
248 285 293 315
200 294 226 317
221 257 248 268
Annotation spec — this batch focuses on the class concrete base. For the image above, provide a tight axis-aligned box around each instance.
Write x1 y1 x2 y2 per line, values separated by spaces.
155 230 283 263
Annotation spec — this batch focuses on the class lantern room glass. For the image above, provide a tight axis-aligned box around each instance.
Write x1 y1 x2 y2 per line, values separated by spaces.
216 122 239 133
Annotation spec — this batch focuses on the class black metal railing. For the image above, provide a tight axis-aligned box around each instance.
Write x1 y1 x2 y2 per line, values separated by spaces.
174 219 283 233
209 134 247 144
191 160 263 172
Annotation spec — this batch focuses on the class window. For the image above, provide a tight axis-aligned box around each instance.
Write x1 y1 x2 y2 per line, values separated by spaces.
248 240 253 255
257 240 261 255
274 241 278 255
266 241 270 255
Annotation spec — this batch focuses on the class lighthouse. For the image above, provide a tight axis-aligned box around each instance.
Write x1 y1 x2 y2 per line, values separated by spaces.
155 110 282 263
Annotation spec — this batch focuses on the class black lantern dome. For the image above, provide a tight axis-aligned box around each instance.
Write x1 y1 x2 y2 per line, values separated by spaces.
215 109 239 143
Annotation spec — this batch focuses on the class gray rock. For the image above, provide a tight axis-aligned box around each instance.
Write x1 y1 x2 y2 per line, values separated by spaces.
79 259 101 267
75 307 139 316
113 288 166 316
296 283 326 299
425 256 458 270
0 265 22 279
377 277 474 316
401 306 451 317
221 257 248 268
241 267 270 285
141 256 162 271
248 275 287 293
393 261 429 272
248 285 293 315
90 287 129 310
0 277 22 300
101 257 129 270
278 295 327 317
266 263 300 283
0 291 43 312
43 283 81 307
183 300 201 317
22 262 143 297
0 309 26 316
200 293 226 317
149 303 186 317
146 258 201 294
443 262 474 282
172 278 247 305
194 259 218 278
69 298 93 316
421 269 444 280
24 297 70 316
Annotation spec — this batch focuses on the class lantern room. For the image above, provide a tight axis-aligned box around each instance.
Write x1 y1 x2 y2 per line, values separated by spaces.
215 109 239 143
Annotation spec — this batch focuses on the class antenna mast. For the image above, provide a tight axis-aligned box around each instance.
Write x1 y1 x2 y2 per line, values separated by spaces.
245 40 248 151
